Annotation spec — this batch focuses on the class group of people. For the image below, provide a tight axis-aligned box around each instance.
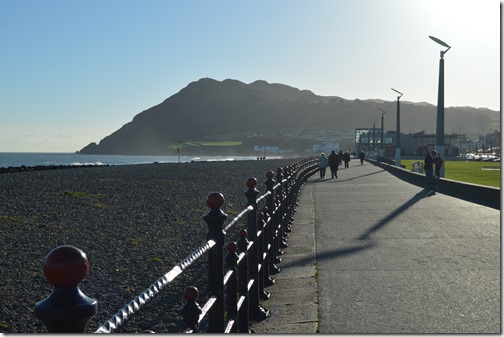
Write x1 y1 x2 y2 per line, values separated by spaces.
318 150 353 179
318 148 444 195
424 149 443 194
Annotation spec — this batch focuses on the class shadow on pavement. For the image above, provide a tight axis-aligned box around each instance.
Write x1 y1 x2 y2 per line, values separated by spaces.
357 190 426 240
314 241 375 263
310 168 386 183
296 171 425 268
277 240 375 269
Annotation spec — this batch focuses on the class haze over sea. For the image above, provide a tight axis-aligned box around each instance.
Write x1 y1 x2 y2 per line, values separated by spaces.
0 153 266 168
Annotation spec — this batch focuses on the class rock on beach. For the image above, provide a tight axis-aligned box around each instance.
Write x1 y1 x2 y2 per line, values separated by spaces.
0 158 299 333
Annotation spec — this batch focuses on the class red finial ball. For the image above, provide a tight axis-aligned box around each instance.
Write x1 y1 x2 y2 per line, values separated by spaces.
227 242 237 252
258 211 265 219
246 177 257 188
266 170 274 179
239 229 247 238
276 167 283 174
283 166 289 173
184 286 199 301
43 245 89 288
206 192 224 209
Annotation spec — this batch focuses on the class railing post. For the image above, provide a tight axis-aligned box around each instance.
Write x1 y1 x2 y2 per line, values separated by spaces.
237 229 250 333
289 163 302 230
256 211 271 300
35 245 97 333
276 168 288 250
283 166 294 233
264 171 281 275
291 162 302 212
225 242 239 333
244 177 269 322
275 167 289 263
273 195 285 260
203 192 227 333
277 167 289 248
259 208 275 287
181 286 202 333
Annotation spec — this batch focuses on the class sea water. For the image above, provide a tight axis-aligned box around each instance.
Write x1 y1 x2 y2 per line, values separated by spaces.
0 153 265 168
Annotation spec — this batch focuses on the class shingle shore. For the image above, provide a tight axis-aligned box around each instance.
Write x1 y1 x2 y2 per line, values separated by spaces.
0 158 298 333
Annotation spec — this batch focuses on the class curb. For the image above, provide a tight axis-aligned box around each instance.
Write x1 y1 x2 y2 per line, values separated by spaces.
251 181 319 334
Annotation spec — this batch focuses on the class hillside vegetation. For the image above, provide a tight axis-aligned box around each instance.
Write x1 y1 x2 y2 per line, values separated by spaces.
79 78 499 156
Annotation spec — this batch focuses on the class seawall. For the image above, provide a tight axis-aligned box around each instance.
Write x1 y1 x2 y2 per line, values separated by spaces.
370 158 500 210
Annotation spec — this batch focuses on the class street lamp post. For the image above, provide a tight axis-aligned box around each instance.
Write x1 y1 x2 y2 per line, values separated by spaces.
377 108 386 153
177 140 181 163
372 122 376 151
391 88 403 166
429 35 451 177
368 128 371 151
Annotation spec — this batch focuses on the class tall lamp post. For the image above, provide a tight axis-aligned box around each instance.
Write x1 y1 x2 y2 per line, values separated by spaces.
372 122 376 151
377 108 386 153
368 128 371 151
429 35 451 178
391 88 403 166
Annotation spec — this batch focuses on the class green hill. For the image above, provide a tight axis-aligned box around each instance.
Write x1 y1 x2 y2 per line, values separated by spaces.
78 78 500 155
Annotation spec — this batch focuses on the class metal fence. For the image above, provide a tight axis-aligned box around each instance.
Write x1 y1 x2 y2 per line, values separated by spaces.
34 157 318 333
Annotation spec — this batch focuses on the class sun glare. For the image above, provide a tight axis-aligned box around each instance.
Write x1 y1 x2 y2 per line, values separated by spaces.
416 0 499 35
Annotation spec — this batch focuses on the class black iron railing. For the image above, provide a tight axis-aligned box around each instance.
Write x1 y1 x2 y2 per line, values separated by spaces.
35 157 318 333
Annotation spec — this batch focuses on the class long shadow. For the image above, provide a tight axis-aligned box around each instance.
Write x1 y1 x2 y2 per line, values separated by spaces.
277 241 376 268
337 169 385 182
356 190 426 240
276 190 426 268
308 168 386 184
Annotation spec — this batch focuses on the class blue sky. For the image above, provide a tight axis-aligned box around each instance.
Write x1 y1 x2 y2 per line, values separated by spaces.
0 0 500 152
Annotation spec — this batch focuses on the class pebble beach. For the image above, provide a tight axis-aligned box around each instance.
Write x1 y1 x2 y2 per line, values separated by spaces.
0 158 299 333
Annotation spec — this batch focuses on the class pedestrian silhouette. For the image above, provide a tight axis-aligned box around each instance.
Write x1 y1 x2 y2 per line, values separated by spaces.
328 150 339 178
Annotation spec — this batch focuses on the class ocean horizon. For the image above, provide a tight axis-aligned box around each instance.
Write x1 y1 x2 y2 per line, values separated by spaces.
0 152 275 168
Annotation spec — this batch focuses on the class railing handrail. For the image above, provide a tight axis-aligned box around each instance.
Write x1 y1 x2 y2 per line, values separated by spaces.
95 239 217 333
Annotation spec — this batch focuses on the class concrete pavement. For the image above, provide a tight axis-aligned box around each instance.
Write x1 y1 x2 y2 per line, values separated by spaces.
252 160 500 334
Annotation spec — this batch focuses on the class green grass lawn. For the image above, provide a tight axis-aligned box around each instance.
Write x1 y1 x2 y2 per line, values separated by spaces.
168 141 243 148
401 160 501 188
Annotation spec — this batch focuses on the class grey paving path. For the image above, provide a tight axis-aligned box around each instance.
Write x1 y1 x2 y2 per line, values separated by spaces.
252 160 500 334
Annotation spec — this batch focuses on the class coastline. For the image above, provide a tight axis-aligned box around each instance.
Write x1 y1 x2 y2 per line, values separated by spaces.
0 152 277 169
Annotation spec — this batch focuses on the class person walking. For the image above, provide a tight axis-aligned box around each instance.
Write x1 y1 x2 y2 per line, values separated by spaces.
358 151 365 165
338 150 344 166
433 150 443 178
424 149 436 194
318 152 328 179
328 150 339 178
343 151 351 168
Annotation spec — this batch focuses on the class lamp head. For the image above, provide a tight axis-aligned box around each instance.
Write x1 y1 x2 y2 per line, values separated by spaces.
429 35 451 58
391 88 403 99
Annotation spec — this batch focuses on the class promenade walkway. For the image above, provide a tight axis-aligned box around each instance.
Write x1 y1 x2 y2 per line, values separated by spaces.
252 159 500 334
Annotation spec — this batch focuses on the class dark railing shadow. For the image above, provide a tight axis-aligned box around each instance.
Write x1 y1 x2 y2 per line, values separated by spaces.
311 168 386 183
273 190 426 268
334 168 386 182
279 241 375 268
357 191 426 240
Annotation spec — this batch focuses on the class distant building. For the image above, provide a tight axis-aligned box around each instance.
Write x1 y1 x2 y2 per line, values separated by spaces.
306 142 340 154
356 128 466 157
355 128 392 152
254 145 280 153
